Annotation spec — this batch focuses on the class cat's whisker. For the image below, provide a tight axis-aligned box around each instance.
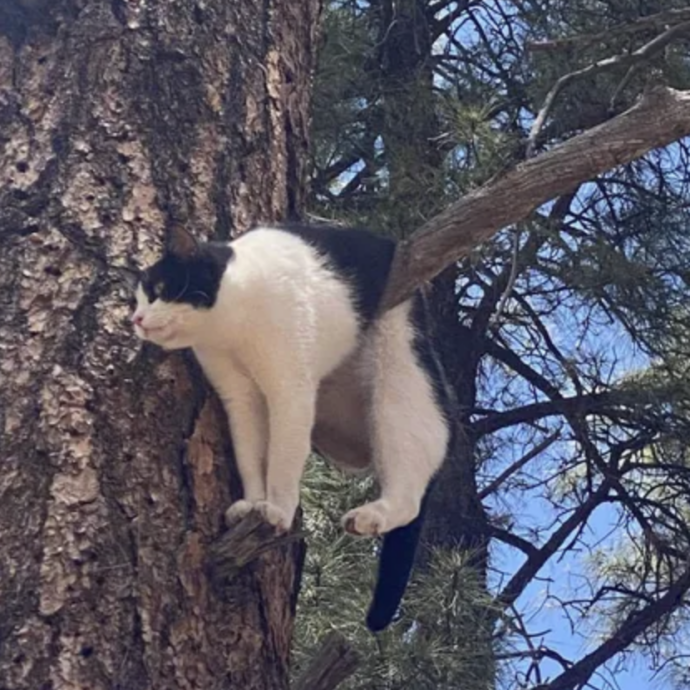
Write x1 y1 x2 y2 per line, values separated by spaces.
188 290 211 301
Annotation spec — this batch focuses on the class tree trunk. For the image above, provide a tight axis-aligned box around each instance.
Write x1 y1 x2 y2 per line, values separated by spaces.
0 1 320 688
374 0 444 233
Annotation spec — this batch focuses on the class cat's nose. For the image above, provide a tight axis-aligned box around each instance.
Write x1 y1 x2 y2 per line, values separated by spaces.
132 314 144 327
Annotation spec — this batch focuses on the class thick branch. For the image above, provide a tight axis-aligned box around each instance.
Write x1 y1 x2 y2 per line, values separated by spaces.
380 87 690 311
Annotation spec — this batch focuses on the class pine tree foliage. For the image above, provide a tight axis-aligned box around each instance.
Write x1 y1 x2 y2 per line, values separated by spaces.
295 1 690 688
293 459 499 690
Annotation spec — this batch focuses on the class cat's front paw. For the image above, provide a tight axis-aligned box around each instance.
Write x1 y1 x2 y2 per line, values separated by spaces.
255 500 292 533
342 501 391 537
224 499 255 527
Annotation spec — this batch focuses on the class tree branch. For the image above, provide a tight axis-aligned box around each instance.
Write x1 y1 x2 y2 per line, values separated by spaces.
380 87 690 311
526 21 690 156
482 337 561 400
495 482 611 613
293 631 360 690
533 561 690 690
485 524 540 558
526 8 690 53
471 390 641 437
478 431 560 499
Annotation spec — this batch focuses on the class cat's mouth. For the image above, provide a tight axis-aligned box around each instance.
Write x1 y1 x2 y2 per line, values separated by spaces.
135 323 169 340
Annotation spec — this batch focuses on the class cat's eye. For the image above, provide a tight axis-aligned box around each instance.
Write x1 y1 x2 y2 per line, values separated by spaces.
140 280 157 303
153 282 165 299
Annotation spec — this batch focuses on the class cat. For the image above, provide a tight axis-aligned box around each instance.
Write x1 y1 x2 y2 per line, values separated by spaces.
132 223 452 631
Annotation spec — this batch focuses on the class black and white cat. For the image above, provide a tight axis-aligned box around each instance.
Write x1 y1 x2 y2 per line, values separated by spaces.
132 223 452 631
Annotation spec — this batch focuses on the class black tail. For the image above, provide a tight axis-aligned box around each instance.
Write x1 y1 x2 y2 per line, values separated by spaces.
365 491 432 632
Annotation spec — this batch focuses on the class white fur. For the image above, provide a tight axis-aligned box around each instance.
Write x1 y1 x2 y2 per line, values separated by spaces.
344 302 448 534
134 228 447 535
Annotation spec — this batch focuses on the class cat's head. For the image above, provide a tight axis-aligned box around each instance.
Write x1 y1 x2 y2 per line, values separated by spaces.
132 226 233 350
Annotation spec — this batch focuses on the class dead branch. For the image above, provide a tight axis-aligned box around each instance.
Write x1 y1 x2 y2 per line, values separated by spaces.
208 511 305 584
380 86 690 311
527 21 690 156
293 631 360 690
526 8 690 53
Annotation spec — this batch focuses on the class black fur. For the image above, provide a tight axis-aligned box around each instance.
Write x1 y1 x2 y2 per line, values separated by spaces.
365 483 435 631
145 223 396 323
140 241 233 308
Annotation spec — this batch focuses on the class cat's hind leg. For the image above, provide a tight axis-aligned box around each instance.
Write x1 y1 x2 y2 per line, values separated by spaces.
342 304 448 536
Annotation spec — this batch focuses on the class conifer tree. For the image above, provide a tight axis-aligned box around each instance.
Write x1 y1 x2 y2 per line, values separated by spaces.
295 2 690 688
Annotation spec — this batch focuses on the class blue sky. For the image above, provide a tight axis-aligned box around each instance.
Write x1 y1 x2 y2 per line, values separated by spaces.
477 275 684 689
495 506 675 690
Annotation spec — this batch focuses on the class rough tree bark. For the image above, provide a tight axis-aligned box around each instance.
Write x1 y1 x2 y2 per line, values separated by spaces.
0 1 320 689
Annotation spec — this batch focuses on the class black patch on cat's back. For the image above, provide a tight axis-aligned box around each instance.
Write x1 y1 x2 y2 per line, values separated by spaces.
140 242 233 308
274 223 396 326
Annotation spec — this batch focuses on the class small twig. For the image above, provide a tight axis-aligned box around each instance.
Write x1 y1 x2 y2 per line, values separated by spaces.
526 21 690 157
609 62 641 112
526 8 690 53
489 223 522 326
208 511 306 584
293 631 360 690
478 430 560 500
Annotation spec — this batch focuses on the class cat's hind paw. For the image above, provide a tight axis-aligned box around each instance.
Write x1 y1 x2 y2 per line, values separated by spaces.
224 499 254 527
342 501 390 537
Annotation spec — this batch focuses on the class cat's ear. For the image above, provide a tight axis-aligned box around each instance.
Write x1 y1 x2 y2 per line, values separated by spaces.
167 225 198 259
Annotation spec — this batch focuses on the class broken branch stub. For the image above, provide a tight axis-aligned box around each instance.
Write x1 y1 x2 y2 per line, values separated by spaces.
208 511 305 585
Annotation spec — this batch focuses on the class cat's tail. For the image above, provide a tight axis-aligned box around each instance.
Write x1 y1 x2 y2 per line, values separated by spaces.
365 490 432 632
